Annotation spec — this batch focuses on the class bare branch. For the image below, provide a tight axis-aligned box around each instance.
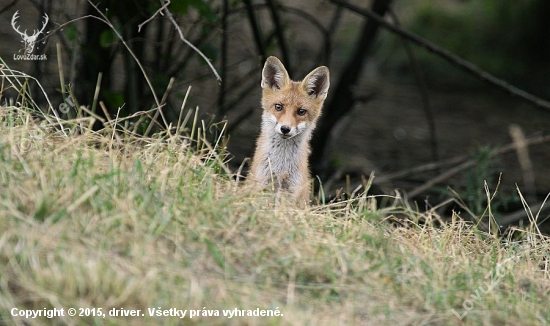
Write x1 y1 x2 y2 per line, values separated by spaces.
311 0 393 175
499 191 550 227
408 134 550 198
376 155 468 184
509 124 536 202
330 0 550 112
0 64 66 136
137 0 169 32
87 0 161 109
229 4 331 66
159 0 222 83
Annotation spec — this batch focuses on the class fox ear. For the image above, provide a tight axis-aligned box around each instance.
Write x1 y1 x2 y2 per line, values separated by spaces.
302 66 330 100
261 56 290 90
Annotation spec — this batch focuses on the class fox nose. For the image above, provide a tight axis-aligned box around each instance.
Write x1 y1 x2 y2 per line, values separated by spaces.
280 125 291 134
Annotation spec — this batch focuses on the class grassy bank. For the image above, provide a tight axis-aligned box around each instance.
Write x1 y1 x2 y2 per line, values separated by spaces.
0 107 549 326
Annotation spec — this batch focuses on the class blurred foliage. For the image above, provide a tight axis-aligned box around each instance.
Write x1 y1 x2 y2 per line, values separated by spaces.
76 0 220 121
170 0 218 22
387 0 550 94
460 147 519 217
462 147 499 216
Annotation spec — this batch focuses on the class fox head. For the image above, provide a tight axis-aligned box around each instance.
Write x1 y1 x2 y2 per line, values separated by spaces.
260 56 330 140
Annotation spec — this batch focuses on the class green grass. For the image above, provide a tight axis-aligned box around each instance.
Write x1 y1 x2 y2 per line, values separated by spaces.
0 106 549 326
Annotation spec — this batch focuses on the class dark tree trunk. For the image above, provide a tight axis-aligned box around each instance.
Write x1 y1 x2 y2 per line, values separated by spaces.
311 0 393 177
78 2 112 109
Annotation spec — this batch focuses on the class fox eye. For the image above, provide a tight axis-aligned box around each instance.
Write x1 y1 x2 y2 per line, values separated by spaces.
274 104 283 111
297 108 307 116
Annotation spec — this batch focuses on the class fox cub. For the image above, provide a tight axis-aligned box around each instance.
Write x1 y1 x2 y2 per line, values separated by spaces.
247 56 330 204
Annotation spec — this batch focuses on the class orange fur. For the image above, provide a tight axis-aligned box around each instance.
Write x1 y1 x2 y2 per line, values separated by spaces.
247 56 330 205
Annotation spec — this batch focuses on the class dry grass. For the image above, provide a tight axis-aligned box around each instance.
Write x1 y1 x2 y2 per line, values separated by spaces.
0 106 549 326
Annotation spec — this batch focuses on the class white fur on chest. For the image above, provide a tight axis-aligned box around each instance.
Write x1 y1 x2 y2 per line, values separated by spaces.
255 118 311 192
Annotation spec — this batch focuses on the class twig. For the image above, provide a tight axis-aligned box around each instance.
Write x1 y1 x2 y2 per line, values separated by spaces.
98 101 112 127
91 72 103 115
159 0 222 83
311 0 393 175
176 86 192 136
509 124 536 202
166 26 215 78
376 155 468 184
56 43 66 116
144 77 174 137
484 176 501 236
0 62 66 136
86 1 161 109
499 198 549 227
229 4 331 65
513 186 546 235
104 107 158 125
235 157 250 184
408 134 550 198
330 0 550 112
230 4 329 37
409 160 473 198
41 15 106 44
137 0 169 32
111 106 122 146
79 106 105 123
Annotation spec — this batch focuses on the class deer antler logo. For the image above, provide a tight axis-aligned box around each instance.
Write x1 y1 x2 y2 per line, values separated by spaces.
11 10 49 54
